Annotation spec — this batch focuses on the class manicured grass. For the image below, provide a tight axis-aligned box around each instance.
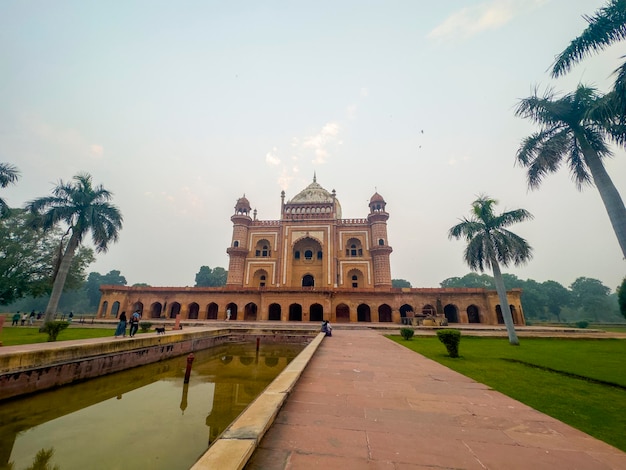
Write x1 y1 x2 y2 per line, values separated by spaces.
0 326 117 346
388 335 626 452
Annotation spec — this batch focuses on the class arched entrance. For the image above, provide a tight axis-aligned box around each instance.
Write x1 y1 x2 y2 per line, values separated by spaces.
150 302 163 319
310 303 323 322
268 303 281 321
336 303 350 322
357 304 371 322
133 302 144 315
100 301 108 317
467 305 480 323
378 304 392 322
444 304 458 323
511 305 519 324
421 304 436 316
188 302 200 319
245 302 258 321
169 302 181 319
207 302 218 320
302 274 314 287
289 304 302 321
496 305 504 324
226 302 238 320
111 301 120 318
399 304 414 318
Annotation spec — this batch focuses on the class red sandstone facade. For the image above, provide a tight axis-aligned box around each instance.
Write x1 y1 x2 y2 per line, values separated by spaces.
99 177 524 325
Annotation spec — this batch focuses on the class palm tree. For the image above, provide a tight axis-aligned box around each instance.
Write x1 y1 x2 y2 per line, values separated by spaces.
515 85 626 258
0 163 20 216
551 0 626 78
449 196 533 345
26 173 123 325
551 1 626 119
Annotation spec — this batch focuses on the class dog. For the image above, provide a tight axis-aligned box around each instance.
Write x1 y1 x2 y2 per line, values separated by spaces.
155 327 166 335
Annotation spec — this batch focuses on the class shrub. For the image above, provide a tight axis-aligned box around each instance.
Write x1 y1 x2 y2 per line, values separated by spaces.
576 320 589 329
139 321 153 332
400 327 415 340
437 329 461 357
41 321 69 342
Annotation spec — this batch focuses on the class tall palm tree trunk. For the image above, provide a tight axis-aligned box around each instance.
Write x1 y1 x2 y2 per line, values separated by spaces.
42 232 80 325
581 144 626 259
491 258 520 345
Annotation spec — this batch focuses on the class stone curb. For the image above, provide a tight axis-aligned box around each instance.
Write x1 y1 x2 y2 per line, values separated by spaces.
190 332 326 470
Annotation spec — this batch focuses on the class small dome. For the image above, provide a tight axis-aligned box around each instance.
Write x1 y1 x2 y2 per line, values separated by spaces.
235 195 251 214
370 192 385 204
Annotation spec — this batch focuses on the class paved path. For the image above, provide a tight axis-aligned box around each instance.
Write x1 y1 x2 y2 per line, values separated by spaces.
247 329 626 469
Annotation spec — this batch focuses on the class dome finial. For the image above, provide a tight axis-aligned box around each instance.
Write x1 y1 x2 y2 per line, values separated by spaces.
313 171 317 183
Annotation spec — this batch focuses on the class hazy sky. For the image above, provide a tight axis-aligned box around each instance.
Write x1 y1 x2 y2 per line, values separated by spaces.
1 1 625 291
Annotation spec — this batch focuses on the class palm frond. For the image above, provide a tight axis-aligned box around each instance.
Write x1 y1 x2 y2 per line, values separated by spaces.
551 0 626 77
567 140 593 190
0 163 20 188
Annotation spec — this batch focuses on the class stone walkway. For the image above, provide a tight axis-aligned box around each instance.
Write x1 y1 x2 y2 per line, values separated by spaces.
246 329 626 469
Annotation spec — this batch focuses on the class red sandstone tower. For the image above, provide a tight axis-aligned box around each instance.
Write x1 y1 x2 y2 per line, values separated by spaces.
226 195 252 285
367 192 393 287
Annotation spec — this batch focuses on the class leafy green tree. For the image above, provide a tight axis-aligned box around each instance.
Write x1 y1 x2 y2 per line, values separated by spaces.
0 162 19 217
570 277 613 321
440 273 494 288
392 279 412 288
542 280 571 322
194 266 228 287
515 85 626 258
449 195 533 345
618 277 626 319
132 282 151 287
26 173 123 325
85 270 127 309
0 209 94 305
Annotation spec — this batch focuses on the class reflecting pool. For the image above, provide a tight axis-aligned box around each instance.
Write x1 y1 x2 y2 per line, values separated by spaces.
0 341 305 470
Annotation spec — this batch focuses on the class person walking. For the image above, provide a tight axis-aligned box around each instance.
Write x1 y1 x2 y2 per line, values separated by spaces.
226 308 231 321
129 310 141 338
114 311 127 337
11 312 20 326
28 310 35 326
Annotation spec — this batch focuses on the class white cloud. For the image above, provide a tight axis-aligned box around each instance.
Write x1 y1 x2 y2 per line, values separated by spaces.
265 147 280 165
428 0 545 40
302 122 341 164
90 144 104 158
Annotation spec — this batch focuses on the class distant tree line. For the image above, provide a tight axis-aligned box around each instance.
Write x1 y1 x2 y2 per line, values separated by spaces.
440 273 623 323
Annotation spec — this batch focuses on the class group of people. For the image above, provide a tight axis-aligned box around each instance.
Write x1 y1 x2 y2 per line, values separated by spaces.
114 310 141 338
11 310 37 326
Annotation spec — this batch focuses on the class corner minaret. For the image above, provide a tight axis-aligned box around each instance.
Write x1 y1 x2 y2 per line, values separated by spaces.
226 195 252 286
367 191 393 287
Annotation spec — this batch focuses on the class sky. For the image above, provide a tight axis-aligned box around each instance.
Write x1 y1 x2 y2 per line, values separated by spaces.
1 0 625 291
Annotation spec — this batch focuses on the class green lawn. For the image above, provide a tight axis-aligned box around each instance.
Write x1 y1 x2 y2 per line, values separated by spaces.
388 335 626 452
1 325 118 346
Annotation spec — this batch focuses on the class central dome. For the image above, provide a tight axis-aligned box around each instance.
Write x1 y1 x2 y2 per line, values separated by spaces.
288 179 334 204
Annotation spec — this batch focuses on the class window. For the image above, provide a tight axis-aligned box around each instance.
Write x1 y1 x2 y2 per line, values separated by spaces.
351 275 358 288
304 250 313 260
233 241 239 247
317 251 322 260
294 251 300 259
378 239 384 246
260 275 266 287
262 245 269 256
346 239 363 257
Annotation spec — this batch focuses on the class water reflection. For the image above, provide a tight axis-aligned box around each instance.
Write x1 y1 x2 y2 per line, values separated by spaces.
0 342 304 470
